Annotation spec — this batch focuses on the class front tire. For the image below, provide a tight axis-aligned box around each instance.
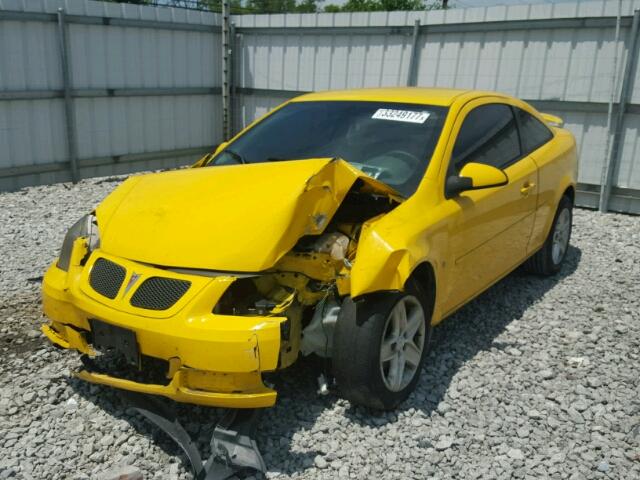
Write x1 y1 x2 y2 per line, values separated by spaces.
333 282 432 410
525 194 573 275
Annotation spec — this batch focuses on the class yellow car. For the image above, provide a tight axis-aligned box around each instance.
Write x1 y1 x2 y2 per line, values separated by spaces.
42 87 577 412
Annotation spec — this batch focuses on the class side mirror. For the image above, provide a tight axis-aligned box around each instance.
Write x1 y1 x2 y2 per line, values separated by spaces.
190 141 229 168
445 162 508 199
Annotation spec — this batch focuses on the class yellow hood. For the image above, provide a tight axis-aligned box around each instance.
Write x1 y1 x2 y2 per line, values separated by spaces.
96 158 398 272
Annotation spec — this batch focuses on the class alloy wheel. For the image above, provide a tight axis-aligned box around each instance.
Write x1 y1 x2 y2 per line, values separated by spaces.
379 295 426 392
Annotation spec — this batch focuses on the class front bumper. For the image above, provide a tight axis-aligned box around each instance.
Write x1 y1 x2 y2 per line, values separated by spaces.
42 245 285 408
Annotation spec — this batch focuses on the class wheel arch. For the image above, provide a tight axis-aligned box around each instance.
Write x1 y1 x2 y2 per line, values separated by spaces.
541 179 576 242
405 261 437 325
563 184 575 203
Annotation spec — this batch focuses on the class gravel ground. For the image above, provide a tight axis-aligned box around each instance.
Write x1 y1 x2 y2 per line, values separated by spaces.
0 175 639 480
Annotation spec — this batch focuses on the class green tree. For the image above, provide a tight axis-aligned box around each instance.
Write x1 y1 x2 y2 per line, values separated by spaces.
323 4 342 12
197 0 245 13
323 0 446 12
295 0 318 13
103 0 445 15
246 0 296 13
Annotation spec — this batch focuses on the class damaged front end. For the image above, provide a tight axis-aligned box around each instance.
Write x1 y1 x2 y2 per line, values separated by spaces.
41 158 403 479
42 158 402 409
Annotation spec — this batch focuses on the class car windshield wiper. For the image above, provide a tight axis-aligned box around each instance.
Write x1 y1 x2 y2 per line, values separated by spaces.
224 149 246 164
265 156 331 162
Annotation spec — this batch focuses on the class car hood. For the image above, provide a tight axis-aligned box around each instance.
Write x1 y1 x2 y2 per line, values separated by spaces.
95 158 400 272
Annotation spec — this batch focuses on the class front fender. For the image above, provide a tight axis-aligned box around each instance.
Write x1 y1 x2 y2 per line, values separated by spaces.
350 221 425 299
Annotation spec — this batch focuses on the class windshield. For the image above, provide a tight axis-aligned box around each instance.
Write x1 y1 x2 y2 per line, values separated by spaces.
209 100 448 197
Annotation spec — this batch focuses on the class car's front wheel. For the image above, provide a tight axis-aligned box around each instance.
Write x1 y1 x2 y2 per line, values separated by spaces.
333 282 432 410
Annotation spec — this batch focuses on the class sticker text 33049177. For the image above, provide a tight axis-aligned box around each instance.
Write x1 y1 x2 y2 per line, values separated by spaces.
371 109 431 124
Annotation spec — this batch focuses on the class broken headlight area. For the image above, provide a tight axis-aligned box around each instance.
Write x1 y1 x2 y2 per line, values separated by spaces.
57 213 100 271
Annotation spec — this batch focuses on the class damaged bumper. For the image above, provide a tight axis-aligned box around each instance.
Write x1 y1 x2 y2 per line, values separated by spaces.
42 250 284 408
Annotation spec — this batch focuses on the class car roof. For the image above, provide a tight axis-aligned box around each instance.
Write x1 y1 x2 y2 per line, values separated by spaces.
291 87 475 107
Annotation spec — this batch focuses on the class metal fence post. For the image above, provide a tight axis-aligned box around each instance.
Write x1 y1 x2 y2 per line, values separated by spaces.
600 9 640 212
221 0 232 141
56 8 80 183
407 20 421 87
229 21 236 137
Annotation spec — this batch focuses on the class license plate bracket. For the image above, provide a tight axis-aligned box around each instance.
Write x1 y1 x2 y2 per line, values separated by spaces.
89 319 140 367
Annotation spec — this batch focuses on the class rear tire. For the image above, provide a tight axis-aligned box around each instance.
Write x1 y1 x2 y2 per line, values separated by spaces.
524 194 573 275
333 280 433 410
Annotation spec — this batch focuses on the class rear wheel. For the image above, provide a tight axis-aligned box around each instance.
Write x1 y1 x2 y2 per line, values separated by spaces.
525 194 573 275
333 281 432 410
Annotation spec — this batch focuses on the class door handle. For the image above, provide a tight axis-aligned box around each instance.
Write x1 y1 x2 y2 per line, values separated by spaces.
520 182 536 196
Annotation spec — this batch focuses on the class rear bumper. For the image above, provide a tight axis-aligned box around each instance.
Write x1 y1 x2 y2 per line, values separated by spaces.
41 248 285 408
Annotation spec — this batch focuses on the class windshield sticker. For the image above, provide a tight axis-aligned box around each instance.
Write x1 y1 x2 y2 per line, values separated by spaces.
372 109 430 124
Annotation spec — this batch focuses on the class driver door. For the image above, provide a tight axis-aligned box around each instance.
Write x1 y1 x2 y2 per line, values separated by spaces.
442 100 538 315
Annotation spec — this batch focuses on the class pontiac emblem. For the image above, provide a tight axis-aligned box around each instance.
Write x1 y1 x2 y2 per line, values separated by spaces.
124 272 141 295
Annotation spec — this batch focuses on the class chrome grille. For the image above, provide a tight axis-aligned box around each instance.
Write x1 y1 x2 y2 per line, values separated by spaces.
130 277 191 310
89 258 126 299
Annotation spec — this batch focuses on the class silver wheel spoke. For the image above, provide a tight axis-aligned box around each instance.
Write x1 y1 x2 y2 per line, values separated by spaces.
391 307 401 336
392 354 405 389
380 339 395 362
404 341 422 367
404 309 423 339
394 303 407 333
388 354 399 389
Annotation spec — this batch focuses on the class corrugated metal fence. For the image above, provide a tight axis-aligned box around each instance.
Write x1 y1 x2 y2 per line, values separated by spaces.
1 0 639 213
0 0 222 191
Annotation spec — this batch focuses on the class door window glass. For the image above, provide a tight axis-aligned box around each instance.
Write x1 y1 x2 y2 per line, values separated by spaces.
516 108 554 154
451 104 521 173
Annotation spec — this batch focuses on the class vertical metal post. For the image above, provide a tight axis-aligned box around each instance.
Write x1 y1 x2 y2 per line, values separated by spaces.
221 0 231 141
601 0 622 212
56 8 80 183
407 20 421 87
600 9 640 212
229 22 236 137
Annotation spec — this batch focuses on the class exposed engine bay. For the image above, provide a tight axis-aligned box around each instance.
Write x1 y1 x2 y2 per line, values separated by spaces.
213 183 399 369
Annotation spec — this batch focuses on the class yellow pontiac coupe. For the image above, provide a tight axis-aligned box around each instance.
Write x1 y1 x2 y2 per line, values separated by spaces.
42 88 577 412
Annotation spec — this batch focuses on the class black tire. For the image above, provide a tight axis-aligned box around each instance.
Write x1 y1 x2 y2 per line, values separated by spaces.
524 194 573 275
332 280 433 410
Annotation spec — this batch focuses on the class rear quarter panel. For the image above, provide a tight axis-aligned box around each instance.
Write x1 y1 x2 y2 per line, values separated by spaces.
527 128 578 253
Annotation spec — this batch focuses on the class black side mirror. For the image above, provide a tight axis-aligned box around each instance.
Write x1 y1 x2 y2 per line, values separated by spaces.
444 162 509 199
445 176 473 199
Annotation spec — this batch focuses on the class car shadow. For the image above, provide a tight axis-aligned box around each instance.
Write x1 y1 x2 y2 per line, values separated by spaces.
70 245 581 478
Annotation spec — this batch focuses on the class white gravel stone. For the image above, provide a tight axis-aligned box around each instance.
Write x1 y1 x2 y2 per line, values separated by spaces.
314 456 327 469
435 437 453 451
507 448 525 460
1 177 639 479
539 369 555 380
95 465 143 480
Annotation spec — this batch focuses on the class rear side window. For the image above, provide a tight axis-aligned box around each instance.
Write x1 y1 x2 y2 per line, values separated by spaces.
516 108 554 154
451 104 521 173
